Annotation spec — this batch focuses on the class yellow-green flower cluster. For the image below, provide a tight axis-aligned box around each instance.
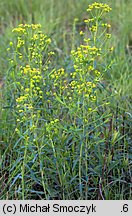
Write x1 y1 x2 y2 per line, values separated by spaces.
71 43 101 99
12 24 41 34
82 3 112 50
69 80 96 99
50 68 69 96
90 25 97 32
12 27 26 34
102 23 111 28
10 24 52 125
50 68 65 81
71 45 101 67
84 18 94 23
106 33 111 39
20 65 43 97
17 37 25 48
46 119 59 134
87 2 112 12
70 3 113 105
15 65 43 122
10 23 51 68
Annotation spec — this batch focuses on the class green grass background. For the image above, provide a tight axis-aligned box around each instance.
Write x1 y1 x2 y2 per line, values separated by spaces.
0 0 132 199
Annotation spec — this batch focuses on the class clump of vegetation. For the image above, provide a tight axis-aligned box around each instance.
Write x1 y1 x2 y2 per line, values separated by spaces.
0 2 131 200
